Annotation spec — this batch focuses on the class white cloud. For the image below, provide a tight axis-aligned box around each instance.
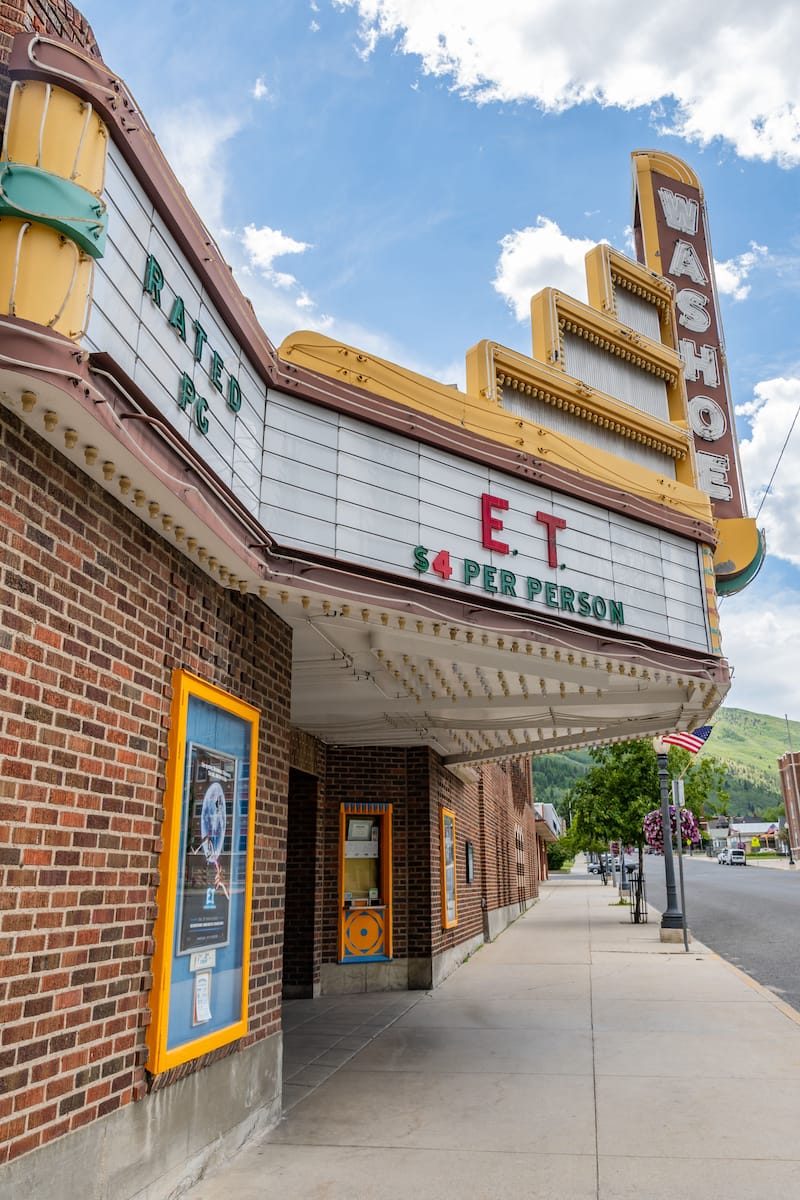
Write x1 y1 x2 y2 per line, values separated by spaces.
335 0 800 166
721 587 800 718
715 243 769 301
493 217 596 320
310 19 321 32
738 376 800 564
251 77 270 101
241 224 312 291
157 107 243 230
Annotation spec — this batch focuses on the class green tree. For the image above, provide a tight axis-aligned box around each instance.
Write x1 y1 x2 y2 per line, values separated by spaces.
668 748 730 826
546 840 573 871
559 739 732 867
563 741 657 885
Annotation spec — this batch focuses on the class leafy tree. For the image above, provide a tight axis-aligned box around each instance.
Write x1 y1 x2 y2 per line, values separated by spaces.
668 748 729 825
546 841 573 871
563 741 657 885
558 739 732 866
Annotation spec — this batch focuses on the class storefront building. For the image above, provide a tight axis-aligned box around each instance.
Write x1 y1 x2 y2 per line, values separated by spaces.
0 4 758 1197
778 753 800 859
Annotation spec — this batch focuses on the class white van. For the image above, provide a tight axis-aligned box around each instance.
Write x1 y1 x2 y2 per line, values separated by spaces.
717 848 746 866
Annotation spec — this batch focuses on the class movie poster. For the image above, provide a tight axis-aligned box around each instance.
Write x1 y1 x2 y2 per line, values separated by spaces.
177 744 237 954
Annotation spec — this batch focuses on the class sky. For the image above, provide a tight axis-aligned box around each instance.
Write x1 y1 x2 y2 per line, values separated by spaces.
78 1 800 722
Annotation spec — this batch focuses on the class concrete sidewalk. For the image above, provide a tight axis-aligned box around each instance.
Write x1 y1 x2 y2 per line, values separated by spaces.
182 879 800 1200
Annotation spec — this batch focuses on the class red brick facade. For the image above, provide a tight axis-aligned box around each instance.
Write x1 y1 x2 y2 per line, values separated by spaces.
778 753 800 860
479 760 539 913
0 407 292 1164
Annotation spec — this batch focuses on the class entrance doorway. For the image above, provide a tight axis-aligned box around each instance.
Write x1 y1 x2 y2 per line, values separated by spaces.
282 768 322 998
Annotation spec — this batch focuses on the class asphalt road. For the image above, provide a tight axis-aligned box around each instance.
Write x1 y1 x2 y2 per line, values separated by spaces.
643 855 800 1012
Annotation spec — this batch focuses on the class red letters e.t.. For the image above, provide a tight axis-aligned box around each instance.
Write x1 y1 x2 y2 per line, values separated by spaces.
535 511 567 568
481 493 509 554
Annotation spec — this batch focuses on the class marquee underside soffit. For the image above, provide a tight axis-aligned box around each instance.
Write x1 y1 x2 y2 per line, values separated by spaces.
270 578 728 770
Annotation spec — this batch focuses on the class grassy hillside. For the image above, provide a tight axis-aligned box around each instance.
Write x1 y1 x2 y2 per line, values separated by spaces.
532 707 798 820
703 708 797 817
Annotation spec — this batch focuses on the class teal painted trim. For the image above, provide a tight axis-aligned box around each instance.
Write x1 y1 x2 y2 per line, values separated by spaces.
0 161 107 259
340 954 390 963
716 528 767 596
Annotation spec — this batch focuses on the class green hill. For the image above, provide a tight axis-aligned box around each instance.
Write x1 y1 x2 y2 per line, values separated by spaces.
532 706 796 821
702 708 795 818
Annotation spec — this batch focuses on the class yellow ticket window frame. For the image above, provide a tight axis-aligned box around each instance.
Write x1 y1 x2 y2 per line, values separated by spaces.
338 803 393 962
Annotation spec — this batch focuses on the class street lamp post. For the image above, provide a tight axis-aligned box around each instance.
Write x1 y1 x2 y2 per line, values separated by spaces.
653 737 683 940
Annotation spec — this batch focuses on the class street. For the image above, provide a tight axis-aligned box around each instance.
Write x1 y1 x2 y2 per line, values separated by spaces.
643 855 800 1011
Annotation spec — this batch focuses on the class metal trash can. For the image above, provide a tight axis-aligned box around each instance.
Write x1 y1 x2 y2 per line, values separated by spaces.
627 866 648 924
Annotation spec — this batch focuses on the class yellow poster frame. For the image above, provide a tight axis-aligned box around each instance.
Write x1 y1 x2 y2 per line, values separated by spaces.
440 807 458 929
146 669 259 1075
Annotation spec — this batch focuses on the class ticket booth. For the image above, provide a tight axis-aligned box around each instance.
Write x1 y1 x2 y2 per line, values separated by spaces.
338 803 393 963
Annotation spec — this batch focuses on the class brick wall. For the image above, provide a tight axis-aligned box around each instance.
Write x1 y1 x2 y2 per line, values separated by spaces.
323 745 423 963
428 754 483 955
478 760 538 914
0 406 291 1163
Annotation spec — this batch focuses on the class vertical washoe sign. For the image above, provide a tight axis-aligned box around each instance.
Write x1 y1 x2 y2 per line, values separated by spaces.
632 151 765 595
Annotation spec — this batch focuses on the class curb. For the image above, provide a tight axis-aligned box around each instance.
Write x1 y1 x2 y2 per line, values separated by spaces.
708 952 800 1028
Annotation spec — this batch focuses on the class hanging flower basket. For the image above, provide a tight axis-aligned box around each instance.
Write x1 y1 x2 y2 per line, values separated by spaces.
643 805 700 851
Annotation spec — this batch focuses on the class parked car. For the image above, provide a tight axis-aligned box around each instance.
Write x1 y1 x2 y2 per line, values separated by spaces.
717 848 746 866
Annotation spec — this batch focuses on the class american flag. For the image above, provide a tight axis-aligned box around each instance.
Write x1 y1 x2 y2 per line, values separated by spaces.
662 726 714 754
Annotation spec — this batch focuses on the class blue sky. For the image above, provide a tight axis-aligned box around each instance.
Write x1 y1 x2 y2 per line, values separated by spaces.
79 1 800 721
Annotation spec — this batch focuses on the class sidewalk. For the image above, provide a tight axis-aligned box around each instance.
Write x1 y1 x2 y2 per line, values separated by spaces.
182 877 800 1200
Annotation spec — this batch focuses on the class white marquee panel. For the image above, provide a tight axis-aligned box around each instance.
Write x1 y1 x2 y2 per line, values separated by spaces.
84 145 711 656
261 393 712 652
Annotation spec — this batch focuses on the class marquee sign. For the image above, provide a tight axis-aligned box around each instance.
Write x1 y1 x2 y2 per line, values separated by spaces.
142 253 246 435
260 391 714 653
413 492 625 627
85 145 268 506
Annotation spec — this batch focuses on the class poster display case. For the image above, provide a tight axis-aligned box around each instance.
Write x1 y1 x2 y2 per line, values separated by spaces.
146 670 259 1074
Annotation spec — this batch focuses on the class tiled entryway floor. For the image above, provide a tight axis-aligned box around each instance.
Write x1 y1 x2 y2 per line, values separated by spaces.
281 991 426 1112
